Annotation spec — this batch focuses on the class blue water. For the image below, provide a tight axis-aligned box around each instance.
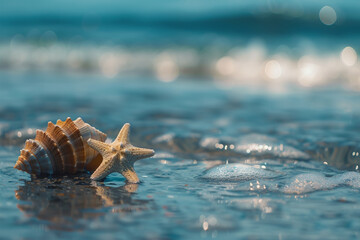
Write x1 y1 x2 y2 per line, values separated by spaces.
0 72 360 239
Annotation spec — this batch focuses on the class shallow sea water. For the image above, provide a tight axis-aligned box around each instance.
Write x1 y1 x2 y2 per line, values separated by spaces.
1 72 360 239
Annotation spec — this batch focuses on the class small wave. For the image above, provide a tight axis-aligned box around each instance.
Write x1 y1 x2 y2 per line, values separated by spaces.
201 162 360 194
201 163 281 181
282 172 360 194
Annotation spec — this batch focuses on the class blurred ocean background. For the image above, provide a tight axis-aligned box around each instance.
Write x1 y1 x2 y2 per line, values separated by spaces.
0 0 359 89
1 1 360 239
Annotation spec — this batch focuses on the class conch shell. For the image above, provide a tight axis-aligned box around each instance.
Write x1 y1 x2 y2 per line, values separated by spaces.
14 117 107 176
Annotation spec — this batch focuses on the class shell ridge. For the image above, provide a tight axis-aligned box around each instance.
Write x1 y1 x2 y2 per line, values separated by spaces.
35 130 61 174
45 122 65 174
20 149 41 175
18 156 31 173
16 157 26 171
57 118 86 172
53 125 76 174
25 139 53 175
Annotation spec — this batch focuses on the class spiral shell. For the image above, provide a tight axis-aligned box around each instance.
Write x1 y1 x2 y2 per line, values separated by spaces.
14 117 107 176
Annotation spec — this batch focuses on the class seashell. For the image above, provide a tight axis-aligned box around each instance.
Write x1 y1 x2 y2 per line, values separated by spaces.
14 117 107 176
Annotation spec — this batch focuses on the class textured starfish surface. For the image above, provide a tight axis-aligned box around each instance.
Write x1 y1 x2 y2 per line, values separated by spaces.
87 123 155 183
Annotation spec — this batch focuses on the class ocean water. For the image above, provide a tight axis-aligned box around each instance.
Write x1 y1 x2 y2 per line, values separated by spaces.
1 73 360 239
1 1 360 239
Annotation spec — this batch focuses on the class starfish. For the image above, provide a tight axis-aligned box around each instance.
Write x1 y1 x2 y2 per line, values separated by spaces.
87 123 155 183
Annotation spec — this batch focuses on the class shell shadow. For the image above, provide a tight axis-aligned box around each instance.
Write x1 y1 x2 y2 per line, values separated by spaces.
15 174 153 231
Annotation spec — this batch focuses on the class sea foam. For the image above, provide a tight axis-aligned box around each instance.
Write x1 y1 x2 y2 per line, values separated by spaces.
283 171 360 194
202 163 280 181
202 163 360 194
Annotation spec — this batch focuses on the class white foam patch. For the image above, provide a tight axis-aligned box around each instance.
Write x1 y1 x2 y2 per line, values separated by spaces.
202 163 360 194
282 171 360 194
202 163 280 181
282 173 334 194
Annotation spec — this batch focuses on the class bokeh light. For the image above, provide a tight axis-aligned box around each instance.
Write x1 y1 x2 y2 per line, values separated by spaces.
155 53 179 82
340 46 357 67
298 57 320 87
264 60 282 80
216 56 235 76
319 6 337 25
99 53 126 78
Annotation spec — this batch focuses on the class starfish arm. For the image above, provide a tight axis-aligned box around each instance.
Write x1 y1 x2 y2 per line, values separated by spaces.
119 164 140 183
115 123 130 145
87 139 111 156
125 146 155 162
90 156 116 181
